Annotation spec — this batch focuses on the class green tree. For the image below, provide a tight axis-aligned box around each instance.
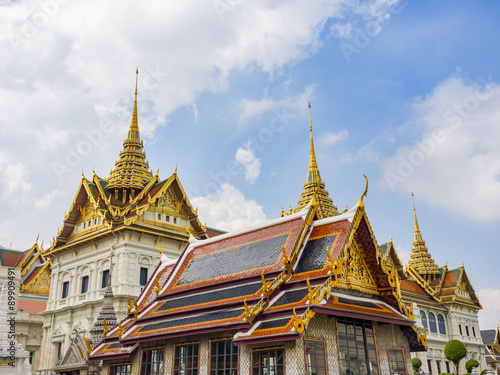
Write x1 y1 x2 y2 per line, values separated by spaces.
465 359 479 373
444 340 467 375
412 358 423 373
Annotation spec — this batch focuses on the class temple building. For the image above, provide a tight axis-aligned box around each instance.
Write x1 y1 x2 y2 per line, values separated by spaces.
87 106 427 375
36 70 220 375
0 240 50 374
379 199 485 375
481 326 500 375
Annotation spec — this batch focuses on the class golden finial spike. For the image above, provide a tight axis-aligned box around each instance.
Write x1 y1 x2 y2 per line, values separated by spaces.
358 174 368 209
412 192 421 239
129 69 139 137
308 102 318 171
158 240 163 256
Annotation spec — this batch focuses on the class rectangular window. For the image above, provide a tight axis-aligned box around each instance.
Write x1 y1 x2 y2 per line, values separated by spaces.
387 348 406 375
306 340 327 375
81 276 89 294
173 217 177 224
140 267 148 286
472 327 476 337
210 340 238 374
436 361 441 374
140 348 164 375
252 348 284 375
165 216 170 222
62 281 69 299
158 213 162 220
427 360 432 375
338 318 380 375
29 352 34 365
110 364 132 375
57 342 62 361
174 343 199 375
102 269 109 288
459 324 463 335
446 362 451 373
466 326 470 336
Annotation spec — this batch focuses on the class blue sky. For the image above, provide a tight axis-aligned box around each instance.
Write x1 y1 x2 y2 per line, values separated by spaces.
0 0 499 327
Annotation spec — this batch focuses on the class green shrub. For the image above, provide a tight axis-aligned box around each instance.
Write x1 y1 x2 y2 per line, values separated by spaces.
414 370 418 375
480 370 487 375
465 360 479 373
412 358 423 372
439 373 452 375
444 340 467 375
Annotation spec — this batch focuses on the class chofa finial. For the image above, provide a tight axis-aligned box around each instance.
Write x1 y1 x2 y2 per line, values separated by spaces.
358 174 368 209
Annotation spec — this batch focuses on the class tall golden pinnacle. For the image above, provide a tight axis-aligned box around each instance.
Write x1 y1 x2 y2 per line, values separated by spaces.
294 103 338 218
408 193 440 278
107 69 153 196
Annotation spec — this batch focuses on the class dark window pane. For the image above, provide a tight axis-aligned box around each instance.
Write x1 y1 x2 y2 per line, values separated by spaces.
102 269 109 288
428 313 437 333
437 315 446 335
81 276 89 294
140 267 148 286
62 281 69 299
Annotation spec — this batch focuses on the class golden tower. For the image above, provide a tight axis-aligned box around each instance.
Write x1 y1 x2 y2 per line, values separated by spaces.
407 195 440 280
294 103 338 218
107 68 153 203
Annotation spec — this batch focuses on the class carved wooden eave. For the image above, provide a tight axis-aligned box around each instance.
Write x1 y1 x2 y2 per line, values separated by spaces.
405 266 442 303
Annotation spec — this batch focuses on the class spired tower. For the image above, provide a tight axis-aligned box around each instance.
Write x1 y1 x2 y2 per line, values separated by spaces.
37 70 212 375
282 103 338 218
407 195 440 282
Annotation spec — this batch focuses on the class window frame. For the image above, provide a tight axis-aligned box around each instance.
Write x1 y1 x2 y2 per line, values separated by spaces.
173 342 199 375
472 326 476 337
140 267 149 287
436 360 441 374
209 338 238 375
336 317 380 375
102 269 110 288
428 312 437 333
387 347 407 375
305 338 328 375
437 314 446 335
427 359 432 375
140 346 165 375
81 275 89 294
466 326 470 336
61 281 69 299
251 346 285 375
459 324 463 335
420 310 428 330
109 363 132 375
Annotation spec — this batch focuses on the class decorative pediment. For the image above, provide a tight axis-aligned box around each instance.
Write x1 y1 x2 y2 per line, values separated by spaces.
55 331 88 371
20 262 51 296
338 240 377 293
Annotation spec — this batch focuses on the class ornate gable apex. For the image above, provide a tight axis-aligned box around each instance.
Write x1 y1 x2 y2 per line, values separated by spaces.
446 266 481 307
55 330 89 371
379 240 406 279
20 260 51 296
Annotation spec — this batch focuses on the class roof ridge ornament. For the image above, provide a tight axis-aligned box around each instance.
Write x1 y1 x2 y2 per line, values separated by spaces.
358 174 368 209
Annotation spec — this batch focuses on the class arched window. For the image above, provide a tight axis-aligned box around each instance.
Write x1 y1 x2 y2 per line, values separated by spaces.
429 312 437 333
438 314 446 334
420 310 428 329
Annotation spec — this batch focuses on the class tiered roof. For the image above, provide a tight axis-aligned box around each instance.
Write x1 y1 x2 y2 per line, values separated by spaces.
47 72 209 255
89 194 426 361
407 198 440 278
379 198 481 313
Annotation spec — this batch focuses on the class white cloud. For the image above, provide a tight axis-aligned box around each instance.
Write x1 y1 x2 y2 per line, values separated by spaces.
0 0 406 247
321 129 349 146
191 183 267 232
394 243 411 265
237 84 317 123
34 189 64 212
330 23 353 39
235 142 261 184
382 74 500 221
477 289 500 329
0 151 32 205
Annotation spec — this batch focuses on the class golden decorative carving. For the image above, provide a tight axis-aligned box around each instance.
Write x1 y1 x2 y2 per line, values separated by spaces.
261 272 272 298
133 299 139 320
292 307 315 334
154 276 161 296
103 318 109 337
158 188 179 212
117 322 124 339
127 295 133 314
84 339 92 357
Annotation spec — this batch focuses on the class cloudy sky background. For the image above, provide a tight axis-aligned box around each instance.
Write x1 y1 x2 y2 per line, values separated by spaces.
1 0 499 327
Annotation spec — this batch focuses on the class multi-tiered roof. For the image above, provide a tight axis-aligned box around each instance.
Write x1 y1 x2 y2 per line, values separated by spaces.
89 191 426 361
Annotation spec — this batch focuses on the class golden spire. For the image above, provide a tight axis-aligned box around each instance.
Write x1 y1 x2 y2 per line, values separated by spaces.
107 69 153 196
128 68 139 139
408 193 440 279
294 103 338 218
309 103 318 172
